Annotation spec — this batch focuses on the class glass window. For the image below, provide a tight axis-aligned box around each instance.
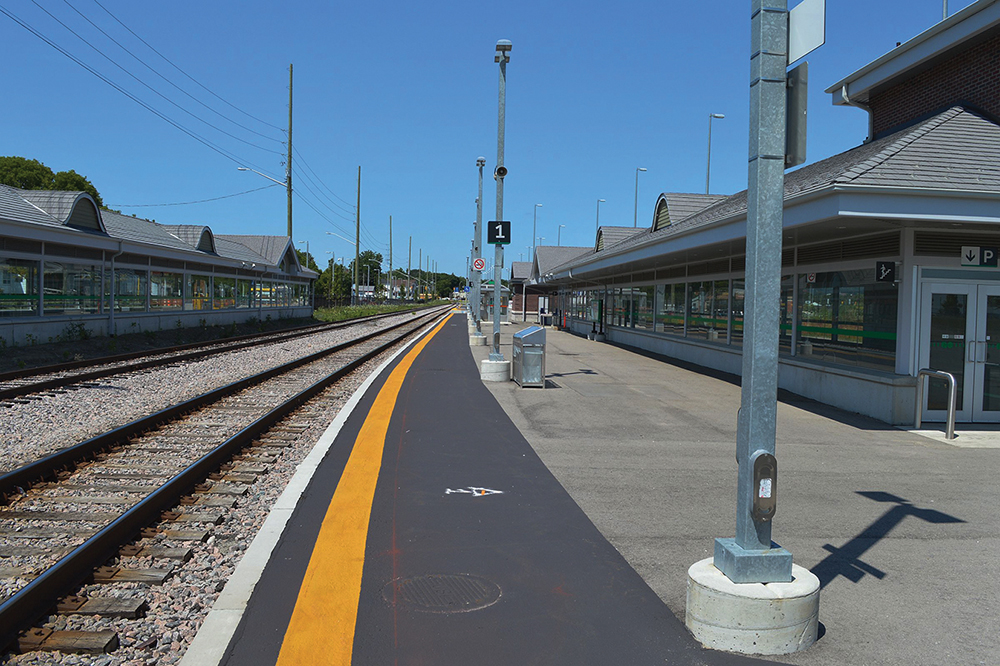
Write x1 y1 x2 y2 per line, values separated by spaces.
106 268 147 312
214 277 237 309
796 269 897 372
687 281 712 340
731 280 745 347
151 272 183 311
0 258 39 317
712 280 729 341
237 279 253 309
780 275 794 354
43 261 101 315
186 274 212 311
658 283 685 335
635 286 655 330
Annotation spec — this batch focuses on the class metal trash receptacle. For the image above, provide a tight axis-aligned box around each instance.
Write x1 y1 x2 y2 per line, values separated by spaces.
512 325 546 388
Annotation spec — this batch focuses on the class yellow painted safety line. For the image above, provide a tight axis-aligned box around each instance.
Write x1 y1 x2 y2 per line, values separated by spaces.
275 313 452 666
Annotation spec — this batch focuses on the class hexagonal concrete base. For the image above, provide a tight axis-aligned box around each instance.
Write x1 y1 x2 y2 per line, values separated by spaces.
470 334 487 346
685 557 819 656
479 359 510 382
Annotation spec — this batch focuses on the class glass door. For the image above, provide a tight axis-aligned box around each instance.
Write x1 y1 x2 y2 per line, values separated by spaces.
919 283 1000 423
972 286 1000 422
919 284 975 422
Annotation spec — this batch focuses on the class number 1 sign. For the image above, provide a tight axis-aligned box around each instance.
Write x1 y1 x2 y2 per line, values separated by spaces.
487 221 511 245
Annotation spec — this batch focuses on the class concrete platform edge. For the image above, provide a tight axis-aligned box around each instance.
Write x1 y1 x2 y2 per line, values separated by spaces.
177 313 450 666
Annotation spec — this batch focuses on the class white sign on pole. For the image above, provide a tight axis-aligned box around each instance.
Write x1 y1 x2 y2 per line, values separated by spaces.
789 0 826 64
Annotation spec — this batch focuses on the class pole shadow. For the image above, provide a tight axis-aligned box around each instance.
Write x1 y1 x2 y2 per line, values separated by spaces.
811 491 965 589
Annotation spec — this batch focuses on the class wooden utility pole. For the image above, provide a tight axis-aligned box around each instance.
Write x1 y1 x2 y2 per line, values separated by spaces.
286 64 293 238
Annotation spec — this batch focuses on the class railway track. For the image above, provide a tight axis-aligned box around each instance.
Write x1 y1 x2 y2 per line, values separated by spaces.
0 305 434 402
0 305 451 656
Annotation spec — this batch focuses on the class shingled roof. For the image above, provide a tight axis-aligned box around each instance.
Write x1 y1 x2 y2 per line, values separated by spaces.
596 226 645 251
560 105 1000 268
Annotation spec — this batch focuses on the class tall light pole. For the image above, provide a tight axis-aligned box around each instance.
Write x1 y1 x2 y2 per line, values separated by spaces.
473 157 486 335
325 250 334 300
595 198 606 234
634 167 647 227
706 113 725 195
297 240 309 267
531 203 543 262
558 224 566 246
713 1 790 585
490 39 511 362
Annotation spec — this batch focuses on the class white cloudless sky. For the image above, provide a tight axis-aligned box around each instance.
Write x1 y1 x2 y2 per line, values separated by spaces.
2 0 977 275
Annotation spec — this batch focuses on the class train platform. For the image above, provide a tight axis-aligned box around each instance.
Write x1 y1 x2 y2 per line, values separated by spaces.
180 309 770 665
178 309 999 666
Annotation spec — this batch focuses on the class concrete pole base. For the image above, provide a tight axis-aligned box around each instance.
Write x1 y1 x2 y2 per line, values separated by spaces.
480 359 510 382
594 333 606 342
685 557 819 656
470 334 488 346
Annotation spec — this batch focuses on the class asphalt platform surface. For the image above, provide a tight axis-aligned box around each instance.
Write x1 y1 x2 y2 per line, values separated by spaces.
220 312 772 665
473 316 999 666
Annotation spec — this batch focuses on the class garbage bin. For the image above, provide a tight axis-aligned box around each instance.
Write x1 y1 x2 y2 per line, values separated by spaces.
512 325 546 388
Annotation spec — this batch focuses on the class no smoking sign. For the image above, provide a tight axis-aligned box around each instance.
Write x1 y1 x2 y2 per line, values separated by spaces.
473 257 486 271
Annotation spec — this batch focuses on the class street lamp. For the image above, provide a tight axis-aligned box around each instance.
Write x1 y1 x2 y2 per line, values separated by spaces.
706 113 725 195
237 166 291 237
297 240 309 268
634 167 647 227
325 250 334 300
531 203 543 262
596 198 606 234
558 224 566 246
488 38 511 363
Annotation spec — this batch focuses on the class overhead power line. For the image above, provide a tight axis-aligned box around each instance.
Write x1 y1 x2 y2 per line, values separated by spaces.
91 0 285 133
108 183 280 208
31 0 282 156
0 3 281 177
61 0 284 146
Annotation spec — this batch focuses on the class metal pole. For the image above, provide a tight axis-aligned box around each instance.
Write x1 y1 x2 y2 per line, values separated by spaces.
714 0 792 584
532 204 542 262
595 198 604 235
634 168 646 227
944 0 949 19
706 114 724 195
388 215 393 300
474 157 485 334
491 39 511 361
287 64 293 238
418 248 422 298
354 166 361 306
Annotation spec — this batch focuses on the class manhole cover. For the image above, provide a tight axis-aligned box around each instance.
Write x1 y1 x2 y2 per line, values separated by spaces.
382 574 501 613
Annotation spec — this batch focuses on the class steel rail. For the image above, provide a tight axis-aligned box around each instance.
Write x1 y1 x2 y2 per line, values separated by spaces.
0 305 431 393
0 306 449 651
0 305 448 500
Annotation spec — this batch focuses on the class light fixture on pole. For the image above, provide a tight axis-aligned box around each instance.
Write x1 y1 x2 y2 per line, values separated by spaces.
325 250 334 300
296 240 309 268
488 38 511 364
237 167 291 236
531 203 543 262
596 199 606 234
634 168 647 227
706 113 725 195
558 224 566 246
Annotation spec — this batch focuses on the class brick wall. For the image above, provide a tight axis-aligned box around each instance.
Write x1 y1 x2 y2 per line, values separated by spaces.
869 30 1000 137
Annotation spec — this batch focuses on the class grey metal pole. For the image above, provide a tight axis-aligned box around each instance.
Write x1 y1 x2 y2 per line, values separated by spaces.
474 157 485 334
944 0 949 19
714 0 792 584
491 39 511 361
354 166 361 306
287 64 293 238
634 168 646 227
407 236 412 300
706 114 724 195
532 203 542 262
595 198 605 235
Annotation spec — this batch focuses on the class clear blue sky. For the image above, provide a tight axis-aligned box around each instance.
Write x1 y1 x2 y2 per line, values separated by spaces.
2 0 977 277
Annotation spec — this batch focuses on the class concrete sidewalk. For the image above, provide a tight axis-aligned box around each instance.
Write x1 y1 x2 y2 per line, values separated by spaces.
471 316 998 666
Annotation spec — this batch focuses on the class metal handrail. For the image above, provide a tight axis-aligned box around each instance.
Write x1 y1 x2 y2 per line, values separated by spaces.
915 368 957 440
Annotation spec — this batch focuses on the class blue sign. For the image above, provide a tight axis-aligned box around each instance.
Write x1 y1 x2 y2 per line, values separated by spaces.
465 286 470 292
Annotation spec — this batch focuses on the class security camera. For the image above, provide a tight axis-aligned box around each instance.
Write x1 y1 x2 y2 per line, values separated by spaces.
494 165 508 180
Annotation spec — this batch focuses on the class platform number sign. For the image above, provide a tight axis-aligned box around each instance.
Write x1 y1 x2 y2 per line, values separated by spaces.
487 221 511 245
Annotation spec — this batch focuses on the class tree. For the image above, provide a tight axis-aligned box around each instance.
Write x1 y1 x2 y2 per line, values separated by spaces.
53 170 102 207
0 156 54 191
348 250 384 286
0 156 103 206
294 249 319 272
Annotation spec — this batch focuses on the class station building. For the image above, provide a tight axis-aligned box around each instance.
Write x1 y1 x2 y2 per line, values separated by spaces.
0 185 316 346
533 0 1000 425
